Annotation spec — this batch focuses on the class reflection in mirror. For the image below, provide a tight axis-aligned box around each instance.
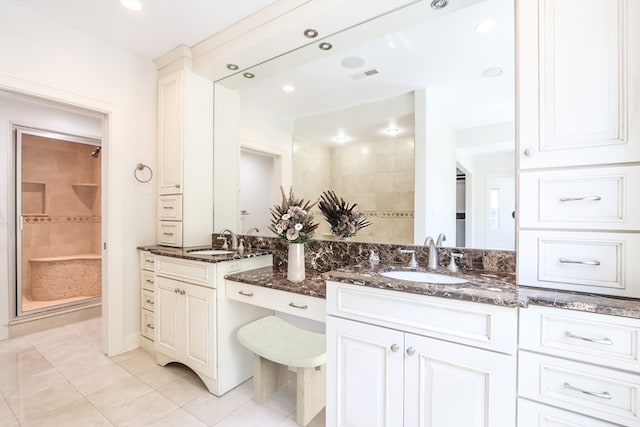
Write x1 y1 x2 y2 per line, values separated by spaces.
218 0 514 250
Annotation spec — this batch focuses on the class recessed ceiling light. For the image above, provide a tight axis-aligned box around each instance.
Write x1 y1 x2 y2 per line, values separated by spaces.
475 20 496 33
341 57 365 69
430 0 448 9
282 84 295 93
226 64 239 71
120 0 142 11
243 72 255 79
385 128 400 136
334 135 349 143
319 42 333 51
303 29 318 39
481 67 503 78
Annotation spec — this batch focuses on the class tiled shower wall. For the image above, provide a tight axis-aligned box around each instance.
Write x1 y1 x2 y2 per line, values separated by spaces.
20 134 101 303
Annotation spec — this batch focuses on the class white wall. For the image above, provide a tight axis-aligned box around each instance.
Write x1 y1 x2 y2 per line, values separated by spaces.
0 1 156 353
239 149 275 235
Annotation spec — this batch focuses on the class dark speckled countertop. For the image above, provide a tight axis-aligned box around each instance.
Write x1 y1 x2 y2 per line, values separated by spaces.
225 263 640 319
139 245 273 263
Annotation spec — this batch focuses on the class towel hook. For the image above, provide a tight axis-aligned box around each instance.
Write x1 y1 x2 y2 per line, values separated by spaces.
134 163 153 183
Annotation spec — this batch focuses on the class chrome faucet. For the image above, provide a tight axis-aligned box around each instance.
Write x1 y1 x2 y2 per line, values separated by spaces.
220 229 238 250
423 236 438 270
436 233 446 247
399 249 418 268
247 227 259 235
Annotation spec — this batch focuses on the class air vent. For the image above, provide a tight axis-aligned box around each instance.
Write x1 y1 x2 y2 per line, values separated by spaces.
352 69 379 80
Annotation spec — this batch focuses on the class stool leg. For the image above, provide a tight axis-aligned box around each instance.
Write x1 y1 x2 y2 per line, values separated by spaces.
253 354 289 403
297 364 326 426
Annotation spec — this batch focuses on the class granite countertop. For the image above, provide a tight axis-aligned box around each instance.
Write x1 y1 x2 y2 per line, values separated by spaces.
139 245 273 263
226 262 640 319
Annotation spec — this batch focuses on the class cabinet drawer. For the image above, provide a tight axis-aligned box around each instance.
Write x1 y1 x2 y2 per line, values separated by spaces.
141 288 155 312
157 221 183 247
519 351 640 427
225 281 325 322
158 194 183 221
327 281 517 354
141 309 155 341
140 251 155 271
518 398 620 427
520 167 640 230
140 270 155 291
156 256 213 287
520 306 640 372
218 255 273 275
518 230 640 298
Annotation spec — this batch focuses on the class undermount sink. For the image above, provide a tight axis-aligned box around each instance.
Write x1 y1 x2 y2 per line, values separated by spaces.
380 271 468 284
188 249 234 256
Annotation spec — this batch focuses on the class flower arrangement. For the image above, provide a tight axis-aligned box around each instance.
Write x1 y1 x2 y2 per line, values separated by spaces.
318 190 372 239
269 187 318 244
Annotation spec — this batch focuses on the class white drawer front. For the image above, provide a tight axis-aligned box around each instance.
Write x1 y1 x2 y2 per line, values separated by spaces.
158 194 183 221
156 256 213 287
518 398 621 427
520 306 640 373
141 288 155 312
520 167 640 230
519 351 640 427
518 230 640 298
140 270 155 291
225 281 325 322
327 281 517 354
157 221 183 247
140 251 155 271
217 256 273 275
141 309 155 341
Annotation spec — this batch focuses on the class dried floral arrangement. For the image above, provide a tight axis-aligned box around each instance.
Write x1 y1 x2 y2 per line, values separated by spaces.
318 190 372 239
268 187 318 244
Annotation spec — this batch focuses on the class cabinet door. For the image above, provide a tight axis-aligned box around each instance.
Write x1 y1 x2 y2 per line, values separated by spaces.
326 316 404 427
157 71 184 195
518 0 640 169
404 333 516 427
183 283 216 379
155 276 181 359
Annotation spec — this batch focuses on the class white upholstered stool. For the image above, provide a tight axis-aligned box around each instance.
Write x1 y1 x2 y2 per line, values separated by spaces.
237 315 326 426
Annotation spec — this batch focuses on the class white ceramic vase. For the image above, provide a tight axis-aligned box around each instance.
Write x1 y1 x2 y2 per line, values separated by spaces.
287 243 306 282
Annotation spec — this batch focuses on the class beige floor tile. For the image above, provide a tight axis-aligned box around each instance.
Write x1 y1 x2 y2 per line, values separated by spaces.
263 376 296 418
0 347 54 386
35 334 95 365
115 349 160 376
23 325 76 346
0 394 19 427
0 368 68 400
183 381 253 426
144 407 209 427
104 390 178 427
86 375 153 416
21 399 113 427
136 363 189 390
213 399 289 427
155 372 212 407
63 360 133 395
0 336 32 356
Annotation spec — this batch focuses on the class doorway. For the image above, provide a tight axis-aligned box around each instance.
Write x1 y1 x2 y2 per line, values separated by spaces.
239 148 279 235
15 127 102 318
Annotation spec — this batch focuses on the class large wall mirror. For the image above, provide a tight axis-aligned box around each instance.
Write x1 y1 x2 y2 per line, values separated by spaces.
216 0 515 250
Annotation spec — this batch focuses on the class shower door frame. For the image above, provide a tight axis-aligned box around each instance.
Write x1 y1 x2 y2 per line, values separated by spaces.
14 125 103 319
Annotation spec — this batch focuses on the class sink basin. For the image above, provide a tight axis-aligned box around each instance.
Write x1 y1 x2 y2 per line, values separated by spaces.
380 271 468 284
188 250 234 256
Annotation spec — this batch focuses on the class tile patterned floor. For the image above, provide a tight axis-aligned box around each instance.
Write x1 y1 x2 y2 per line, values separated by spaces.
0 318 325 426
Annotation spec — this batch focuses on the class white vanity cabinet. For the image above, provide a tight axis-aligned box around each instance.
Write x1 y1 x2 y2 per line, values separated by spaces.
516 0 640 298
326 281 517 427
153 254 273 396
517 305 640 427
156 62 213 247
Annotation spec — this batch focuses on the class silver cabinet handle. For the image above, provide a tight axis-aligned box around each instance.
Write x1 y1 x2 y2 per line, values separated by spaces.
180 290 185 295
146 279 154 284
162 206 174 209
238 291 254 297
524 147 535 157
288 302 308 310
406 347 415 356
564 382 611 400
390 344 400 352
145 299 154 305
174 288 180 293
146 324 155 330
175 184 180 188
565 331 612 345
559 258 601 266
559 196 602 202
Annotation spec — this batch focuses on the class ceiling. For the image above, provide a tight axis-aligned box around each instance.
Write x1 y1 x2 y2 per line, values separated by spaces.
5 0 278 60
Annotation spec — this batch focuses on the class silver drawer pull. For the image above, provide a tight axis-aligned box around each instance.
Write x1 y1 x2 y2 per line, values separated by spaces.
559 196 602 202
145 299 154 305
146 324 155 330
565 331 612 345
288 302 308 310
146 279 154 284
390 344 400 352
163 232 174 236
559 258 601 266
162 206 174 209
238 291 254 297
564 382 611 400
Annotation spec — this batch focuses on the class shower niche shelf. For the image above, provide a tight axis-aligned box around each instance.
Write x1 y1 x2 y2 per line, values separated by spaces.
22 181 46 215
72 183 99 187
